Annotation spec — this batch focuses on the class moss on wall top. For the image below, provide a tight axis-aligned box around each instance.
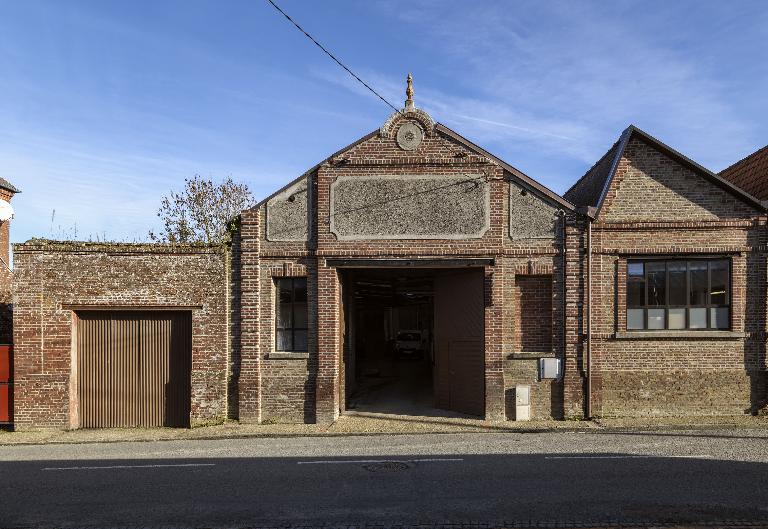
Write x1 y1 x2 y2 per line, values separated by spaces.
14 238 225 254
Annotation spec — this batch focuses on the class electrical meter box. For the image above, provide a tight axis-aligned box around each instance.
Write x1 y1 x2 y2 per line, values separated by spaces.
515 384 531 421
539 357 562 380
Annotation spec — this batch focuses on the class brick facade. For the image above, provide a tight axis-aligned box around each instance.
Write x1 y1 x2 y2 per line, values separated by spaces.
584 135 767 417
0 187 17 344
9 112 768 429
232 107 576 424
12 241 228 429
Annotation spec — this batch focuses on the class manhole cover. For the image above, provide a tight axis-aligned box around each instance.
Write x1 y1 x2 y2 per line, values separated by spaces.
361 461 411 472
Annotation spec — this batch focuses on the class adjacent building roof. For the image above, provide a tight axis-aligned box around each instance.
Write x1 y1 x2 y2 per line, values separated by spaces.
564 125 765 214
0 177 20 194
719 144 768 200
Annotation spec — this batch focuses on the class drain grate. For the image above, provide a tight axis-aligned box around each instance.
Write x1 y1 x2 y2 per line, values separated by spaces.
361 461 411 473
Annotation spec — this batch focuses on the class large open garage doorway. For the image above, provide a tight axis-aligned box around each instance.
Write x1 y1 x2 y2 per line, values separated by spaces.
340 266 485 418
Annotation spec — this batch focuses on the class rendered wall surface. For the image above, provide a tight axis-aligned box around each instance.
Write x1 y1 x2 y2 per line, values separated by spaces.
329 175 490 240
509 181 558 239
266 177 310 242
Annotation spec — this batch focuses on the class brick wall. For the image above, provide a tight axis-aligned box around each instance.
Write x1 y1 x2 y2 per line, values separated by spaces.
0 188 16 345
239 108 573 423
12 240 228 429
514 275 553 352
590 135 767 417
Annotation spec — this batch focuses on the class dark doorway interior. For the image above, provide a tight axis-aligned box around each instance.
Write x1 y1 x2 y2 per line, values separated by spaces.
341 268 484 418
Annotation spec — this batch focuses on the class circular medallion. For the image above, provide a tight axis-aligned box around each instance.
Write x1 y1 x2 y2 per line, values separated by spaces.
396 122 424 151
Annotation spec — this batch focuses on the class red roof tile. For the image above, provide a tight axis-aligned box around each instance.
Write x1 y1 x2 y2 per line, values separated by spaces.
720 144 768 200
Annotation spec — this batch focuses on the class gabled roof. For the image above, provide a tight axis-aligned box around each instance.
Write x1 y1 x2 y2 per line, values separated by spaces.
253 121 577 212
719 144 768 200
563 138 623 210
435 123 576 211
564 125 766 215
0 177 20 194
250 129 379 210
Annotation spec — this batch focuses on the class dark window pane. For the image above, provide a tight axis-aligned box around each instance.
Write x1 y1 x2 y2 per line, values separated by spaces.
627 280 645 307
275 277 309 351
689 262 708 305
710 260 728 305
293 330 308 351
627 309 644 330
293 278 308 302
293 302 308 328
647 262 666 306
276 330 292 351
278 279 293 303
276 303 292 329
628 262 644 277
668 262 686 306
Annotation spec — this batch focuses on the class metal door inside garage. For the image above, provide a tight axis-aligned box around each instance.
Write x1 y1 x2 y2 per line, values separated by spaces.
77 311 192 428
433 269 485 416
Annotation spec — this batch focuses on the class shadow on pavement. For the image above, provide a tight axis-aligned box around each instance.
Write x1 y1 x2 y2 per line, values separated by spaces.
1 452 767 528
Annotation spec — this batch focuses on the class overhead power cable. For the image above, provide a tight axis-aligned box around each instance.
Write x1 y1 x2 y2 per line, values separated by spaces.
265 0 402 114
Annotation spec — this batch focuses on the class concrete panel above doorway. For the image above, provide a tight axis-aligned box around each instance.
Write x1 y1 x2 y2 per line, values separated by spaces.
330 175 490 240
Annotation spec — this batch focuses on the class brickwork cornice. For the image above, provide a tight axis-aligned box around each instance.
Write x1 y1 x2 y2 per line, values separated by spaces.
597 246 751 255
326 155 491 167
594 219 766 230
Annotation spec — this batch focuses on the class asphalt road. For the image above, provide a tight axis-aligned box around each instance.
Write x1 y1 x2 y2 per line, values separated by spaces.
1 429 767 528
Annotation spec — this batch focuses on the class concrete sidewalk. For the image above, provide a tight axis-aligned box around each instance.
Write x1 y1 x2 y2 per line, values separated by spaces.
1 411 765 445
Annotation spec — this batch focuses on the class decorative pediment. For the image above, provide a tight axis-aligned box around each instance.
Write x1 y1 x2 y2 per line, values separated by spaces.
379 74 435 139
379 108 435 139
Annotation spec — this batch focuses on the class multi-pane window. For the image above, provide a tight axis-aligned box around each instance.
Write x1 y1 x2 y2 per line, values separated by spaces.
275 278 308 351
626 259 730 331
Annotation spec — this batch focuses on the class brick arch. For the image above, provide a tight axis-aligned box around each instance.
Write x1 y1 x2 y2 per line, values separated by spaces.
379 108 435 139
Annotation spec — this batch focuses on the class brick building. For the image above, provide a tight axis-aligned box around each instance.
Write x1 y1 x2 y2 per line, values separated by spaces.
0 178 19 344
9 79 768 429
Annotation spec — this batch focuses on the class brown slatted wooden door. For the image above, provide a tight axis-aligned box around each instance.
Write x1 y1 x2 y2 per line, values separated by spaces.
78 311 191 428
433 269 485 416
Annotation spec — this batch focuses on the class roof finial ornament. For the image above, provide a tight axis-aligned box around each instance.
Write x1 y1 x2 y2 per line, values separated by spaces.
405 73 414 111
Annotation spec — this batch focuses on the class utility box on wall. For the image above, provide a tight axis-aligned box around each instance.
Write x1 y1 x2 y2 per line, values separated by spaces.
515 384 531 421
539 357 562 380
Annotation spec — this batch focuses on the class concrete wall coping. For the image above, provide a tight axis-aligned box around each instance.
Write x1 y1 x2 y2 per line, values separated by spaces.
614 331 746 340
13 239 225 254
267 352 310 360
507 352 557 360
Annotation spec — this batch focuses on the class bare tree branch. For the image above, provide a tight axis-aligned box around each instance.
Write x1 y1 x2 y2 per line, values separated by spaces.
149 175 255 244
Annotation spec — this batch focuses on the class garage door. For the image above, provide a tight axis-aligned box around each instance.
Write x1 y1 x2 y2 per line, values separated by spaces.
77 311 192 428
434 269 485 416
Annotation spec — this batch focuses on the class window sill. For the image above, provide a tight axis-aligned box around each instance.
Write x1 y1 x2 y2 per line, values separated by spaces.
614 331 745 340
508 352 556 360
267 352 310 360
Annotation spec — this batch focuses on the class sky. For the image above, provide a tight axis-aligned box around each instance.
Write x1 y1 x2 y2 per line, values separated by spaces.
1 0 767 244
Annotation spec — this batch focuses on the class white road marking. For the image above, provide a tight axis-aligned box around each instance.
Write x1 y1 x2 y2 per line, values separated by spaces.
297 458 464 465
545 454 713 460
43 463 216 471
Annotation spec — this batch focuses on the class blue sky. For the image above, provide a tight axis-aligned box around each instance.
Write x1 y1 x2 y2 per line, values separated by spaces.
1 1 767 244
